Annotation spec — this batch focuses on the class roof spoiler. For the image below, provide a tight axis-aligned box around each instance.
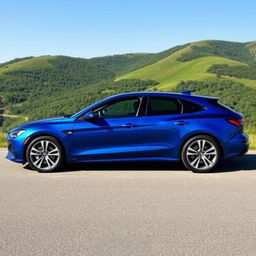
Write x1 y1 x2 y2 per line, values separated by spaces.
182 90 193 95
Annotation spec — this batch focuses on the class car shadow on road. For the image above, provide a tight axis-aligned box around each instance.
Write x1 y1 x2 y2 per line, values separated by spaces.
216 153 256 173
24 153 256 173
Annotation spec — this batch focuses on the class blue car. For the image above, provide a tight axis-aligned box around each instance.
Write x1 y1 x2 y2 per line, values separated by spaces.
6 92 249 173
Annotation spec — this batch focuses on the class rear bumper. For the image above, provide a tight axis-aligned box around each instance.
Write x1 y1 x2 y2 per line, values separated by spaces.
224 133 249 158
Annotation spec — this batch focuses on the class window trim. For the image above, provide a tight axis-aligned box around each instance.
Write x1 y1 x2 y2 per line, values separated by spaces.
145 96 183 116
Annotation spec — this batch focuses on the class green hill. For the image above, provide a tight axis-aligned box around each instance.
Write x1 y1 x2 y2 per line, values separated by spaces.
117 40 256 90
0 39 256 148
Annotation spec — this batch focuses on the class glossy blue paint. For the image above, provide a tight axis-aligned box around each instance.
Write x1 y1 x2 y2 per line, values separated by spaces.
6 92 249 165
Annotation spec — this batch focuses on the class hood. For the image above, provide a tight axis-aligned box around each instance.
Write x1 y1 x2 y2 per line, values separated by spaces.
11 116 74 131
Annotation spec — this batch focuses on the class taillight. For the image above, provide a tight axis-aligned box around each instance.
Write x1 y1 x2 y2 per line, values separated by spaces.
226 118 244 127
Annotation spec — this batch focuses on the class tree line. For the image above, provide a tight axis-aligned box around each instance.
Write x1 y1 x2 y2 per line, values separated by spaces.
208 64 256 80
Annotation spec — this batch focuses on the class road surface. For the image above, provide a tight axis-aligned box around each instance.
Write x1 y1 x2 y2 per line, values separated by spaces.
1 149 256 256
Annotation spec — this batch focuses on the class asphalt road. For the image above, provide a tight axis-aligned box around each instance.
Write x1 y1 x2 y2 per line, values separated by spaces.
1 149 256 256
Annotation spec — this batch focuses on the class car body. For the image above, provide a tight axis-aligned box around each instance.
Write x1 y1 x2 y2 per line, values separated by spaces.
6 92 249 172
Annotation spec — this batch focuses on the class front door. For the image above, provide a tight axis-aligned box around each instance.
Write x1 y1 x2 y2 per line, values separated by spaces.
72 97 142 160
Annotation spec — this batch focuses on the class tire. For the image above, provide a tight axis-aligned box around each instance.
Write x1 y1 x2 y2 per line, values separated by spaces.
26 136 64 172
181 135 220 173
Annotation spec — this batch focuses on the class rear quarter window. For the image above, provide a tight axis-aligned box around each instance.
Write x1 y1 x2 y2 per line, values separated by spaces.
206 99 237 113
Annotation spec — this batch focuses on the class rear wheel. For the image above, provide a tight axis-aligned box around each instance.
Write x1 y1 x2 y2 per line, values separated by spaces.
26 136 64 172
181 135 220 173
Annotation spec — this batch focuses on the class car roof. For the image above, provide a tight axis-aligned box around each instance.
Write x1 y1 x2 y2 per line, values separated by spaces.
109 91 219 100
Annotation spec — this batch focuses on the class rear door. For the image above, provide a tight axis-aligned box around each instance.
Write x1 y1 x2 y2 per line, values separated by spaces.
138 96 187 159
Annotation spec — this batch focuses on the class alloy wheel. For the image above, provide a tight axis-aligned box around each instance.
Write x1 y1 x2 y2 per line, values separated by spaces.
29 140 60 171
186 139 217 171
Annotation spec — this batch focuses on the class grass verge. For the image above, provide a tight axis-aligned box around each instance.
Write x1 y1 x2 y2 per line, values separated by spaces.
0 131 6 147
248 133 256 149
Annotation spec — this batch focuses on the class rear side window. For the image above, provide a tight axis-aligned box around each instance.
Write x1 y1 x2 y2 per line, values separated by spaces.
146 97 182 116
181 99 204 113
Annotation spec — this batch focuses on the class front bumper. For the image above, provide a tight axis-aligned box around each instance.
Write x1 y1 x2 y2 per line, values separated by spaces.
6 137 26 163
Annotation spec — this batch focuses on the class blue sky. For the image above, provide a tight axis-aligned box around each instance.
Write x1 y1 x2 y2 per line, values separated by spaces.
1 0 256 63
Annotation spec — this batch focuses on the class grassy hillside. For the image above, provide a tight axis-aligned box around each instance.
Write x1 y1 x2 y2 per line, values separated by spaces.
0 39 256 148
0 56 56 80
117 41 256 90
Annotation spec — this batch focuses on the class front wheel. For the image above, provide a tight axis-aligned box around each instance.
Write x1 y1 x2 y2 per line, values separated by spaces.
26 136 64 172
181 135 220 173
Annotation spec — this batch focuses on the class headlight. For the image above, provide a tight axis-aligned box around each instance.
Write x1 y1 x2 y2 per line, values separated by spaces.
9 129 26 138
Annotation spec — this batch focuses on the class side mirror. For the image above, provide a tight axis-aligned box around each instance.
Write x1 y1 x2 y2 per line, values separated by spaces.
83 111 96 120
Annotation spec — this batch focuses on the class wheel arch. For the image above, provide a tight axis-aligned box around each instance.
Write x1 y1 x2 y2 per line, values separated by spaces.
23 133 67 163
179 132 224 159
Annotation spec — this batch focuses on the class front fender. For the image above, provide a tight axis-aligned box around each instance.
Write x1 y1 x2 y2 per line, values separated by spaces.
22 125 74 162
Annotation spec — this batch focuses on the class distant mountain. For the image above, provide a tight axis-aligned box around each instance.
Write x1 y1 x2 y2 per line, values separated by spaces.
0 40 256 146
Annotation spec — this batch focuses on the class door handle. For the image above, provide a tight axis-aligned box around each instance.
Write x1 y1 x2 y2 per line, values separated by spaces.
174 120 189 126
122 123 135 128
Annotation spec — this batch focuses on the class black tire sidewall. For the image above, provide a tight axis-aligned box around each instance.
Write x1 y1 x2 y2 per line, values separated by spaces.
181 135 220 173
26 136 63 172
